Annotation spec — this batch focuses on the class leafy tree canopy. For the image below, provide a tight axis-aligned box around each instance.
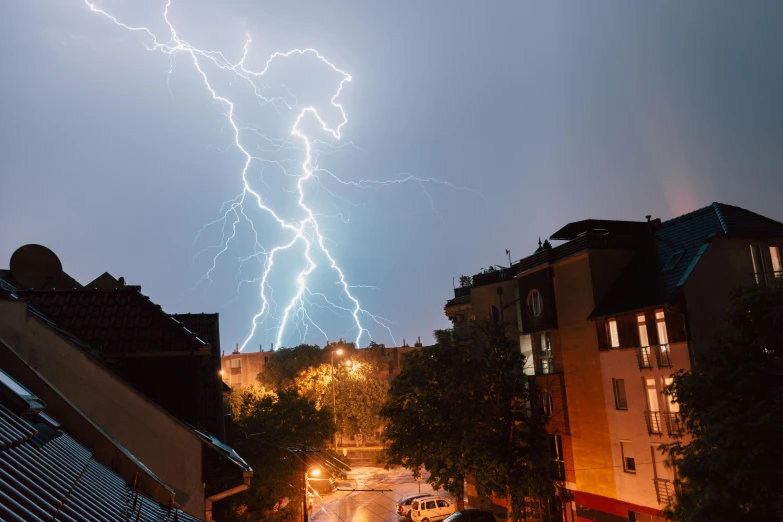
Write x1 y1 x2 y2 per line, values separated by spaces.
258 344 325 390
380 322 555 517
665 280 783 522
225 387 335 522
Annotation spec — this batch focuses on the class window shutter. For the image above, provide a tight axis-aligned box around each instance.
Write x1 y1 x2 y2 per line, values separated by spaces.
665 310 688 343
596 319 609 350
618 315 639 348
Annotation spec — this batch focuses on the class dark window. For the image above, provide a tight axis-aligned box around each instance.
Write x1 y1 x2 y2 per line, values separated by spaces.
612 379 628 410
660 251 684 273
549 434 565 479
491 305 500 324
541 390 553 417
621 442 635 473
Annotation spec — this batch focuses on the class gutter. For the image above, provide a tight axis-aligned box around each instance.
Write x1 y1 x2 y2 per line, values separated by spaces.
205 470 253 522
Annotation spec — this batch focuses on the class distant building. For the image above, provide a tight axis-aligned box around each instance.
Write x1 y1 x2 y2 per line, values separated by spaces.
221 345 272 389
221 337 431 389
446 202 783 522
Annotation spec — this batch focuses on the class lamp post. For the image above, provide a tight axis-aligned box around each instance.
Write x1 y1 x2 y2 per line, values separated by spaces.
331 346 343 449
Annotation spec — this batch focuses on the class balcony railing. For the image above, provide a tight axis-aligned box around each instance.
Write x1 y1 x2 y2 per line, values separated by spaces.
654 478 674 504
654 344 672 368
753 270 783 287
636 346 653 370
644 410 663 435
663 412 682 436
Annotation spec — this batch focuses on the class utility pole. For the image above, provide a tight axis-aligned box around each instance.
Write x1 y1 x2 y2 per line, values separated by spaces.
290 447 320 522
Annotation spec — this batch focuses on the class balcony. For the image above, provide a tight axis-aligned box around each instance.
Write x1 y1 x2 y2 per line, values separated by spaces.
654 478 674 504
753 270 783 288
663 412 682 436
644 410 663 435
654 344 672 368
636 346 653 370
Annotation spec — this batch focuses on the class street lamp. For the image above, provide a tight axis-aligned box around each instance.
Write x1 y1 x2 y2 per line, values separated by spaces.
331 346 343 448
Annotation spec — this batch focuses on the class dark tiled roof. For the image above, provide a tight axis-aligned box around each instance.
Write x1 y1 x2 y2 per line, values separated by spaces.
0 269 83 291
550 219 649 241
173 313 220 351
16 289 207 355
589 202 783 319
0 404 202 522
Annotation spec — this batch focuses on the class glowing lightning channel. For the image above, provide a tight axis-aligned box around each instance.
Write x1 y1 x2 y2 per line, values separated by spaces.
83 0 400 350
83 1 473 351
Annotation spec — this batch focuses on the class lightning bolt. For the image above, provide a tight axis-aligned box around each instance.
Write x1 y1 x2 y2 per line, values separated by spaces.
82 0 474 350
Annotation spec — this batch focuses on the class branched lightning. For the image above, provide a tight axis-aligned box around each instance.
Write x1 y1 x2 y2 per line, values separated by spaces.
84 0 475 350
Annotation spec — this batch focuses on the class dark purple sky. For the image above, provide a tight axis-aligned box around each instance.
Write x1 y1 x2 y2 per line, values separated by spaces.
1 1 782 350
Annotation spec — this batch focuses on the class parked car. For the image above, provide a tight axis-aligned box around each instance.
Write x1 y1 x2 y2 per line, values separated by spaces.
411 496 455 522
444 510 497 522
398 494 432 518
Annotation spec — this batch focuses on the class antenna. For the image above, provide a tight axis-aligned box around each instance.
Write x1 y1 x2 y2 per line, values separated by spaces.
9 244 63 290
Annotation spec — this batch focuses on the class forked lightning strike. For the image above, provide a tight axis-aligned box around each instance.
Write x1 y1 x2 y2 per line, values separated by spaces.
83 0 472 350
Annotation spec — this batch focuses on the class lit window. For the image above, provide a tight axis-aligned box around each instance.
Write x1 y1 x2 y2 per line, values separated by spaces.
663 377 679 413
536 331 554 374
621 441 636 473
771 246 782 278
613 378 628 410
526 289 543 317
608 318 620 348
637 313 649 347
229 359 242 369
655 310 669 345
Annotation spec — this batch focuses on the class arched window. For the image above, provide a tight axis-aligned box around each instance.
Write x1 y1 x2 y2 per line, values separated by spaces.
526 289 543 317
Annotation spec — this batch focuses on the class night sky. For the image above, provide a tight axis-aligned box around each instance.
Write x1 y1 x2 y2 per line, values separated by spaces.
1 1 782 350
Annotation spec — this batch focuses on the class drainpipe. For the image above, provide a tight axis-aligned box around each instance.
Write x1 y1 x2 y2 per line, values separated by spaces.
205 471 252 522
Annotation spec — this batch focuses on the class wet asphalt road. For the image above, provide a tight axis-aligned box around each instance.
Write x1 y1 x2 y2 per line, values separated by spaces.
310 467 452 522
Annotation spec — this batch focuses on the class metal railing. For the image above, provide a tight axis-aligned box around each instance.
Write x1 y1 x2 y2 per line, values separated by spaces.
654 344 672 368
636 346 653 370
644 410 663 435
663 412 682 436
654 478 674 504
753 270 783 287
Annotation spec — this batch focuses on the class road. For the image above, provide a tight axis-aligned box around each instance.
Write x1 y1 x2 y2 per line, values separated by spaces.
310 466 452 522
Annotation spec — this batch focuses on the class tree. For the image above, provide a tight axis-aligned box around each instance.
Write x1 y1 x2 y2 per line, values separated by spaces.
292 348 389 446
459 275 473 288
664 280 783 522
224 387 335 522
380 322 555 518
258 344 325 390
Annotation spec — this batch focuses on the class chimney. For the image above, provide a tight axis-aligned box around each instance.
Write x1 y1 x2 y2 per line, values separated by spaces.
118 276 126 287
233 343 239 354
647 216 662 232
645 215 651 222
259 344 263 352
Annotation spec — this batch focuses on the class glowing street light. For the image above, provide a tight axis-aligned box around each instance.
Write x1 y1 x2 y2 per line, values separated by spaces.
308 467 321 477
331 344 344 448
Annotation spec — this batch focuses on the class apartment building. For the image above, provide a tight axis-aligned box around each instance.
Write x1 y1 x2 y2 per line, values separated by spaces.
445 202 783 522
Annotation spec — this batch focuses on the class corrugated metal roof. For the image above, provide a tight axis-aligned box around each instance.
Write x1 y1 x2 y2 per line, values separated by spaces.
0 404 202 522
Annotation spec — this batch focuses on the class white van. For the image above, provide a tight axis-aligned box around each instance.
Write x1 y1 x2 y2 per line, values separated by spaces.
410 496 455 522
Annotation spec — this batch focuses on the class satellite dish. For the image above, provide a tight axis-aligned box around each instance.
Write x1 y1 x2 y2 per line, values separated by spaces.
9 244 63 290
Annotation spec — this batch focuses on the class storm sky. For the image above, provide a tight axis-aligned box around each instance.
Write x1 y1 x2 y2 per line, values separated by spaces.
1 1 782 350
